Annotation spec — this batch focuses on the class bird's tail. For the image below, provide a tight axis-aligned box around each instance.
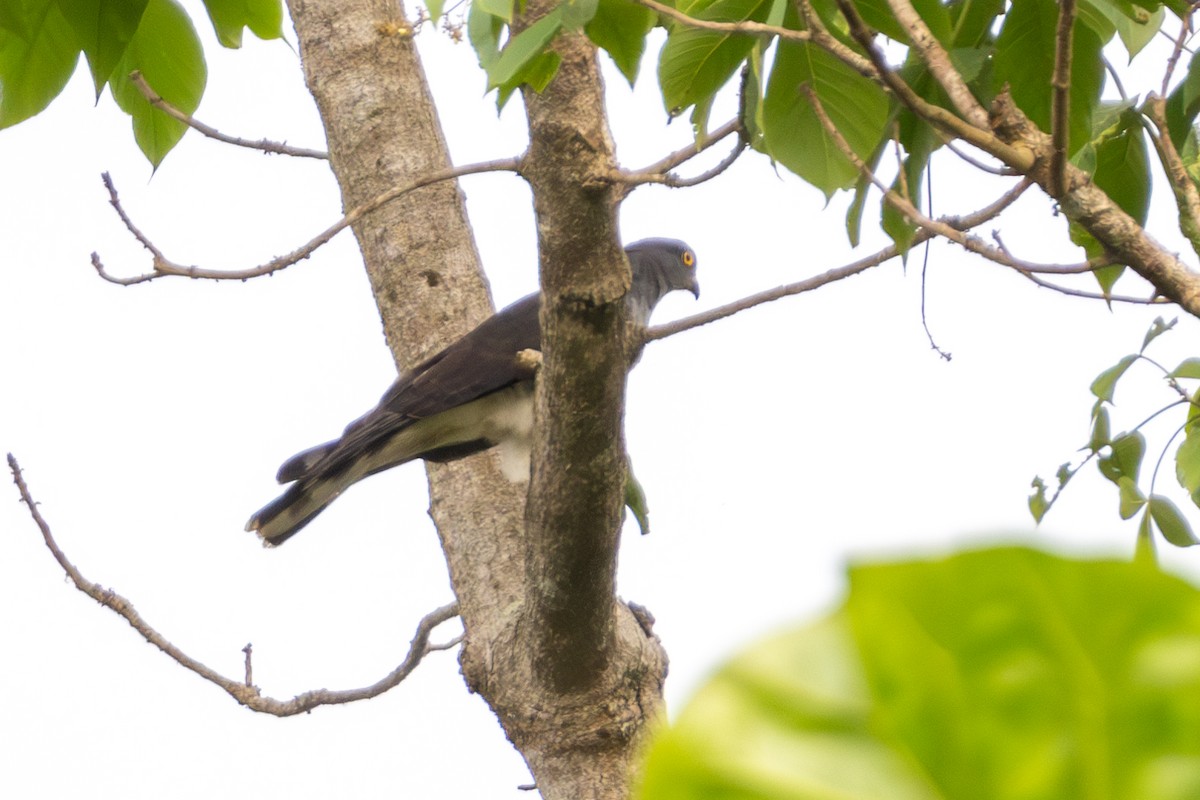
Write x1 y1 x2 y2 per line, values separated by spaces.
245 467 357 546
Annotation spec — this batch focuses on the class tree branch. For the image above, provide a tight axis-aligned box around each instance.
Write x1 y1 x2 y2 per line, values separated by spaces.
1145 95 1200 263
883 0 989 128
7 453 459 716
618 117 743 195
647 179 1033 342
1050 0 1076 196
130 71 328 159
92 159 521 284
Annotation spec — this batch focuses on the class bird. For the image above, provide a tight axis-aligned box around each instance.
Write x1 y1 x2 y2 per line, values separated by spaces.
246 238 699 546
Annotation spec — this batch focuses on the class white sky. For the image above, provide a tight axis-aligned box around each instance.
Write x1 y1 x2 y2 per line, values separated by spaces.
3 4 1199 798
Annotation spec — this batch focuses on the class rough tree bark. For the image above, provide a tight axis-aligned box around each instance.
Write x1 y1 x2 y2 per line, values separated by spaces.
285 1 665 798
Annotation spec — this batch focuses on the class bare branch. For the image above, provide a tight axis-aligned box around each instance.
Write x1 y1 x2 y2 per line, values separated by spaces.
646 179 1033 342
618 118 743 196
93 158 522 285
7 453 459 716
1016 271 1170 305
1050 0 1076 196
130 71 328 159
883 0 989 128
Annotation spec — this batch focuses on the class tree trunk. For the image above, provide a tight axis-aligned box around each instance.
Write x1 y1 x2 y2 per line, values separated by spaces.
285 2 666 797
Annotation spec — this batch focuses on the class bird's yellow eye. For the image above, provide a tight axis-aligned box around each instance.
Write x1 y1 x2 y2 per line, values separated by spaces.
682 250 695 267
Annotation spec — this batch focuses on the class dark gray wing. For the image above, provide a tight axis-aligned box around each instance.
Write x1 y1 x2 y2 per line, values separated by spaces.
276 292 542 483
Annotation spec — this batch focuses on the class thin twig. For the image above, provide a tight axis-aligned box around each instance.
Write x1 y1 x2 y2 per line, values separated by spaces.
991 232 1115 274
633 0 808 43
919 166 951 360
130 71 328 160
618 118 742 197
7 453 460 716
1162 13 1195 98
1017 271 1169 304
93 158 522 284
646 179 1032 342
1050 0 1076 196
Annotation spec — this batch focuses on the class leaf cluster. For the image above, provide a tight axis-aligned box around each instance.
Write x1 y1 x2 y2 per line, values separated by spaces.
0 0 283 164
1032 316 1200 553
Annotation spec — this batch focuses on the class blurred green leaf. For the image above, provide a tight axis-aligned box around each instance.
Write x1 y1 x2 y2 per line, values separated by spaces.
1090 405 1111 451
0 0 80 129
1030 475 1049 522
1170 358 1200 380
1149 494 1200 547
1099 430 1146 485
1143 316 1177 352
54 0 147 93
584 0 655 85
561 0 600 28
475 0 514 23
1118 475 1146 519
108 0 206 166
948 0 1004 48
1176 424 1200 507
639 547 1200 800
1091 354 1138 403
487 8 563 89
201 0 282 48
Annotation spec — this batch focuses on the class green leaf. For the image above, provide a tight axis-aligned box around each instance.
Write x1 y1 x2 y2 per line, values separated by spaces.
496 49 560 108
561 0 600 28
1099 430 1146 485
948 0 1004 48
639 547 1200 800
1118 475 1146 519
1090 113 1151 228
882 147 930 257
201 0 283 48
1166 53 1200 151
1170 358 1200 380
1090 405 1111 451
762 40 890 196
658 0 771 118
425 0 445 24
0 0 80 129
468 3 504 70
54 0 148 94
1142 316 1177 352
475 0 515 23
845 139 887 247
1091 353 1138 403
584 0 655 85
108 0 206 166
1149 494 1200 547
1030 475 1049 522
1176 424 1200 506
487 8 563 89
993 0 1105 157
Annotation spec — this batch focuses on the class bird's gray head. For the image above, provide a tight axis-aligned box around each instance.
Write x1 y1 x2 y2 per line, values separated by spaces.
625 238 699 326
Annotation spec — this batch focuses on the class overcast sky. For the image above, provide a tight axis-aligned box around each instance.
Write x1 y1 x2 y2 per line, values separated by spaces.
3 4 1200 798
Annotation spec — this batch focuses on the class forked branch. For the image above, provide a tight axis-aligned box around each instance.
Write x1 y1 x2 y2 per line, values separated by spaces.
93 158 521 284
130 71 328 160
7 453 460 717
